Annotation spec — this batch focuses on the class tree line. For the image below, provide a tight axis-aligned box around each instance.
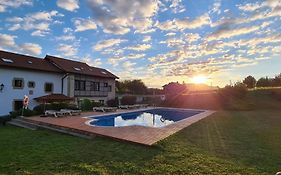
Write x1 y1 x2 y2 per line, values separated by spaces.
242 73 281 88
116 79 163 95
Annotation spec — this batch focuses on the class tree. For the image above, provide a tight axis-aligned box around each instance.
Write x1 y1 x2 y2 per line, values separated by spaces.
116 80 148 94
256 77 270 87
272 73 281 87
127 80 147 94
243 75 256 88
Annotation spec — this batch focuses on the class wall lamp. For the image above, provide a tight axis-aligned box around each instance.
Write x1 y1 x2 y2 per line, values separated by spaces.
0 83 4 92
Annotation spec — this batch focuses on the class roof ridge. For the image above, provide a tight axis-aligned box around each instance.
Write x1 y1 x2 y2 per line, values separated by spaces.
0 50 43 60
46 55 88 65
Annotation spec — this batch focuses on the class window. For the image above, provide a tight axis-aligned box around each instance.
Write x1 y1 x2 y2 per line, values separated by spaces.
13 78 24 89
45 83 53 93
75 80 79 90
90 82 100 91
108 85 112 92
2 58 13 63
14 100 22 111
75 80 85 91
73 67 81 71
28 81 35 88
104 82 108 87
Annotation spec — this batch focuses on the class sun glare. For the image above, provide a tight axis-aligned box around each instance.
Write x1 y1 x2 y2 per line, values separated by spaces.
192 75 207 84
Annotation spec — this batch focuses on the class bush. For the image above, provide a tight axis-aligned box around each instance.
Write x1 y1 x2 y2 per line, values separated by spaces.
120 96 136 105
79 99 102 111
80 99 92 111
219 83 247 99
107 98 119 107
0 115 11 126
92 101 103 107
9 108 37 118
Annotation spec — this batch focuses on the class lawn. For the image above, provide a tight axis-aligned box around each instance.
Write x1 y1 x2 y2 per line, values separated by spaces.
1 109 281 175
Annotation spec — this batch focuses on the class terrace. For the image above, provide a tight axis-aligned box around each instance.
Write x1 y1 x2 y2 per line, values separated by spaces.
21 108 214 145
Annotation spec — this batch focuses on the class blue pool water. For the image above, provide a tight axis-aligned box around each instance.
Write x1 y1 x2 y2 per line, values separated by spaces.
88 108 203 128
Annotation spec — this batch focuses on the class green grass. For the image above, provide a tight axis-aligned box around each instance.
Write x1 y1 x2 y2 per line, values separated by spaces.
1 109 281 175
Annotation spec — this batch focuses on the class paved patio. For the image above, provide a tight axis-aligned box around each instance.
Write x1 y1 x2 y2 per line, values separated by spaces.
24 108 215 145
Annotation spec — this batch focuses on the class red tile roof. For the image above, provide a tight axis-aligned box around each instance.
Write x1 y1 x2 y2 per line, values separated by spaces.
0 50 62 73
0 50 118 79
45 55 119 79
34 93 74 103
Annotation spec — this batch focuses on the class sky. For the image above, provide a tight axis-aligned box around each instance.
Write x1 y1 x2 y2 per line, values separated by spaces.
0 0 280 88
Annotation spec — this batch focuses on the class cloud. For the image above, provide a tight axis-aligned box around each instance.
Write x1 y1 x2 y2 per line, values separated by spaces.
127 44 151 51
0 33 16 47
81 55 102 66
165 32 176 36
206 25 260 41
160 38 185 48
122 61 136 70
237 0 281 12
167 0 186 14
156 13 211 31
57 0 79 12
123 53 146 59
143 35 151 42
0 0 32 12
210 0 221 14
88 0 159 34
185 33 201 43
56 34 75 41
156 20 176 31
57 44 78 56
19 43 42 55
6 10 63 36
93 39 127 51
237 2 263 12
0 33 42 55
73 18 97 32
31 30 50 37
213 4 281 28
174 13 211 30
28 10 63 21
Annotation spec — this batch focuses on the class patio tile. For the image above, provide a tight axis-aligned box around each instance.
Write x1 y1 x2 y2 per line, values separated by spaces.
25 109 215 146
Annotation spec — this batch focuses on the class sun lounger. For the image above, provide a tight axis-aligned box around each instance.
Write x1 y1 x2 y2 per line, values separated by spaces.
119 105 129 109
45 110 70 118
93 107 117 112
60 109 81 116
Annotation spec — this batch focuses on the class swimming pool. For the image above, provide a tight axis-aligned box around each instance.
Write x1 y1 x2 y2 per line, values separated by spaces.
87 108 204 128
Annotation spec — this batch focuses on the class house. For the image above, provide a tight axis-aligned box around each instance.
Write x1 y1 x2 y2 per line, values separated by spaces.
0 50 118 116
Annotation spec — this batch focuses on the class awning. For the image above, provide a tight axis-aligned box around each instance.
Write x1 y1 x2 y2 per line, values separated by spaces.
34 94 74 103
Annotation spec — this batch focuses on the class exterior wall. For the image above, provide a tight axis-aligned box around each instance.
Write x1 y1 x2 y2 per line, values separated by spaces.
62 74 74 97
0 68 62 115
74 75 116 104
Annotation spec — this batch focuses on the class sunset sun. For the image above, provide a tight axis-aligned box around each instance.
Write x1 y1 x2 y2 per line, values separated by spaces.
192 75 208 84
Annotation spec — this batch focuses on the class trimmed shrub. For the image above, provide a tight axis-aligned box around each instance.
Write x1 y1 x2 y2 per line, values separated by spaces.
80 99 103 111
107 98 119 107
9 108 37 118
121 96 136 105
0 115 11 126
92 101 103 107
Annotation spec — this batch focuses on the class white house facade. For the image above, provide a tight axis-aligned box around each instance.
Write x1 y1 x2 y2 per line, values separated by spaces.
0 50 118 116
0 68 62 115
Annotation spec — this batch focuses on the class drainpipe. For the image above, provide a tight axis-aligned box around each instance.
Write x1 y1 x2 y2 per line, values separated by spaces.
61 73 69 94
